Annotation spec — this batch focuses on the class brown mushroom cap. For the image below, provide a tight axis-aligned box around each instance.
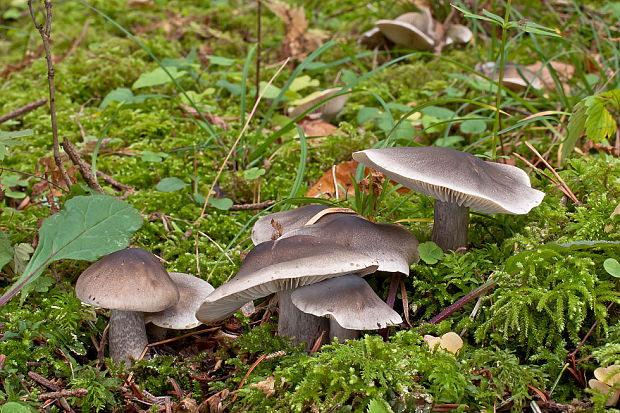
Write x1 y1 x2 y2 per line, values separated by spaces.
282 214 419 275
290 274 402 330
352 147 545 215
145 272 214 329
76 248 179 312
195 235 379 323
375 18 434 51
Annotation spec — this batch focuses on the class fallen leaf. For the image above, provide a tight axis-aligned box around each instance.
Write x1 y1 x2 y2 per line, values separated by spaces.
265 1 327 60
250 376 276 398
179 103 230 130
299 119 343 137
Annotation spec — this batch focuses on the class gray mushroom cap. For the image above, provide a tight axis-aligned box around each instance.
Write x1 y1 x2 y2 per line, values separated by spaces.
375 18 435 51
445 24 473 45
288 88 349 123
291 274 402 330
252 204 331 245
352 147 545 214
145 272 214 329
476 61 543 91
195 235 379 323
282 214 419 275
75 248 179 312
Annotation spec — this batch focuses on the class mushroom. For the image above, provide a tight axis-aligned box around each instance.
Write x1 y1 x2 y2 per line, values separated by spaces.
475 61 543 92
589 365 620 406
195 235 379 348
75 248 179 364
423 332 464 354
280 213 419 275
288 88 349 123
291 274 402 342
251 204 330 245
375 12 435 51
352 147 545 252
145 272 214 331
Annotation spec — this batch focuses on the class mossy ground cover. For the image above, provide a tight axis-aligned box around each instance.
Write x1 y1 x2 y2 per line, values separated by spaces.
1 0 619 411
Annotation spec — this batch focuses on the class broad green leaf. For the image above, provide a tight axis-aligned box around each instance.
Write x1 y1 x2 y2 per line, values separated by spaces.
377 112 395 133
0 230 11 271
140 150 169 162
100 87 166 109
0 129 32 161
561 100 586 165
386 102 412 112
156 177 189 192
357 107 381 124
0 195 143 306
418 241 444 264
205 55 236 66
390 120 416 140
133 66 186 89
604 258 620 277
4 189 26 199
242 167 266 180
289 75 319 92
584 96 616 141
460 119 487 134
421 106 455 120
434 135 464 148
216 79 243 96
259 81 284 99
13 243 34 274
367 398 393 413
20 275 54 304
2 402 33 413
341 69 357 85
208 197 233 210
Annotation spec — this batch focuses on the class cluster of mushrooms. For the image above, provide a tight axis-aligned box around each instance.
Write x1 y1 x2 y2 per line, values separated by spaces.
76 146 545 363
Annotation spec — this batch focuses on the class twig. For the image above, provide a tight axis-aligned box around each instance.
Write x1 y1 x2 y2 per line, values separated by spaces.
27 371 61 391
38 388 88 400
256 0 262 102
28 0 72 190
228 200 275 211
96 170 135 193
61 18 90 62
0 166 64 191
427 278 498 325
196 58 289 223
400 279 413 329
0 98 47 124
146 326 220 348
197 231 235 265
60 137 104 194
72 97 95 141
231 350 287 403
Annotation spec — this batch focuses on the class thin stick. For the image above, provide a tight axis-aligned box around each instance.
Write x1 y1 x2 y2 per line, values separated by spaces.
256 0 262 102
524 141 581 205
0 166 64 191
61 137 104 194
28 0 72 190
61 18 90 61
228 200 275 211
0 98 47 124
146 326 220 347
198 230 235 266
38 388 88 400
196 58 289 222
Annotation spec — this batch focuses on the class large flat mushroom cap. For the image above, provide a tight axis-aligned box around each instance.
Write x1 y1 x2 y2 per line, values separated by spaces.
291 274 402 330
76 248 179 312
282 214 419 275
145 272 214 329
252 204 330 245
353 147 545 214
375 19 435 51
196 235 379 323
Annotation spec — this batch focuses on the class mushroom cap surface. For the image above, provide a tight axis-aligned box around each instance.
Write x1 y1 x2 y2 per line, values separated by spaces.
196 235 379 323
252 204 331 245
445 24 473 45
145 272 215 329
290 274 402 330
352 147 545 214
289 88 349 122
375 19 434 51
76 248 179 312
282 214 419 274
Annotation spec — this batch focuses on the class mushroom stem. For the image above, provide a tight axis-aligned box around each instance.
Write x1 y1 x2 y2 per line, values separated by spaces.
431 200 469 252
329 319 361 343
277 290 329 350
109 310 148 364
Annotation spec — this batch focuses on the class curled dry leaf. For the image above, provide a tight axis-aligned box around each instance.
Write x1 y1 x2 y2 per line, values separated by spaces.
179 103 230 130
298 119 343 137
250 376 276 398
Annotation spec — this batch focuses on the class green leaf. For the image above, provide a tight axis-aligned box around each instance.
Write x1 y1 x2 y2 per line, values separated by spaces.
2 402 34 413
289 75 319 92
208 197 233 210
13 243 34 274
420 106 455 120
357 107 381 124
367 398 393 413
434 135 464 148
140 150 169 162
390 120 416 140
156 177 189 192
604 258 620 277
133 66 187 89
259 81 283 99
561 100 586 165
460 119 487 134
0 195 143 306
242 167 266 180
100 87 166 109
584 96 617 141
205 55 236 66
418 241 444 264
0 230 11 271
216 79 243 96
0 129 32 161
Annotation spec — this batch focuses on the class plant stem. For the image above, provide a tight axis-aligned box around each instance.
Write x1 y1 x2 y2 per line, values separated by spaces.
491 0 512 161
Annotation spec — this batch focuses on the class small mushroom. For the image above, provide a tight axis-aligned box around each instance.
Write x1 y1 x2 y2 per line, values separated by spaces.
476 61 543 92
291 274 402 342
288 88 349 123
353 147 545 251
75 248 179 364
375 13 435 51
423 332 463 354
589 365 620 406
145 272 214 330
195 235 379 348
